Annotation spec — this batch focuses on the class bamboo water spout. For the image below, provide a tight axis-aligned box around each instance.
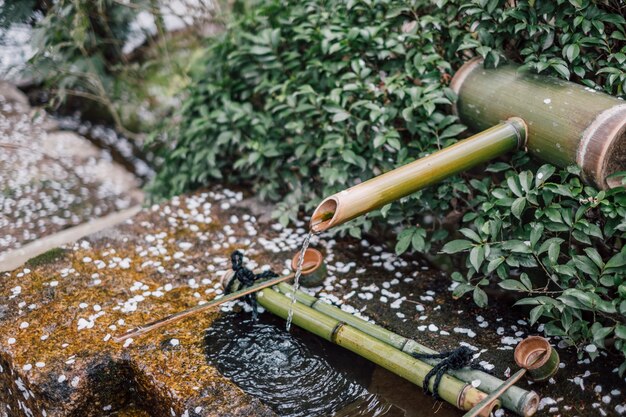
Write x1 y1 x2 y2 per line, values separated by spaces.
452 59 626 189
311 119 526 232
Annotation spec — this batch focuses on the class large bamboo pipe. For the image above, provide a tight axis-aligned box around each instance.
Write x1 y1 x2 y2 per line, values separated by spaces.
452 58 626 189
311 119 526 232
311 61 625 232
274 282 539 416
256 287 500 416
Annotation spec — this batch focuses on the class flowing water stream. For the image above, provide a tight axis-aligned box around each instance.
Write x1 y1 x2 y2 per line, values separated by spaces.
285 230 313 331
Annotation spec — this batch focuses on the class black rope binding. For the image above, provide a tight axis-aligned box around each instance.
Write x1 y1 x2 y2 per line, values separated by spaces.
226 250 278 320
412 346 487 400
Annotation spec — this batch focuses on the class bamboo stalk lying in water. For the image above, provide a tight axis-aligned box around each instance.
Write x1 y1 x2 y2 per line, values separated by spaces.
274 283 539 417
256 287 500 416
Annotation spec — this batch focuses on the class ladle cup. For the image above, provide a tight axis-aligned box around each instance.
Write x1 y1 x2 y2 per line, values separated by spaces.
463 336 556 417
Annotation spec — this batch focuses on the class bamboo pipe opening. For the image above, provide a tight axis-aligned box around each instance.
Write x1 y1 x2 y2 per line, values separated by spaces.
578 104 626 188
475 395 501 417
310 196 339 233
460 385 500 417
309 120 525 233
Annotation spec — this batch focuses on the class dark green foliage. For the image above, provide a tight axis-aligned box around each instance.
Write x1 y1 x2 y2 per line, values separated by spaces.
446 165 626 372
26 0 141 133
457 0 626 95
0 0 41 30
149 0 626 367
149 0 469 243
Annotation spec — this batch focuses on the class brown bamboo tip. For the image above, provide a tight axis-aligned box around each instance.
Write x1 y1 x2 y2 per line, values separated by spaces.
310 196 339 233
459 386 500 416
290 248 324 276
520 391 541 417
514 336 551 371
450 57 483 116
578 104 626 189
220 269 236 290
478 399 501 417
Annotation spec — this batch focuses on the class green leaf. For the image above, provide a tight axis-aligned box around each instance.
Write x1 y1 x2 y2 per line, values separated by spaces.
502 240 532 254
583 247 604 269
507 176 523 198
606 250 626 269
412 229 426 252
439 124 467 140
332 111 351 122
473 286 488 308
535 165 556 186
499 279 529 291
520 273 533 290
442 239 474 253
249 46 273 55
453 283 474 299
563 44 580 62
460 228 482 243
548 241 561 264
530 223 544 248
511 197 526 218
395 229 414 255
529 305 544 325
469 245 485 271
487 257 505 273
486 162 511 173
515 298 541 306
552 63 570 79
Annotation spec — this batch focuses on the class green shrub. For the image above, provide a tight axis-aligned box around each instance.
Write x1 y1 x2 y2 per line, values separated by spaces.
456 0 626 95
149 0 626 369
445 165 626 372
13 0 199 136
27 0 141 134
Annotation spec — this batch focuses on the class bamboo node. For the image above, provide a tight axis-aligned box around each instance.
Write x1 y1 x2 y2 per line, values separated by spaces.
330 321 346 343
505 117 528 148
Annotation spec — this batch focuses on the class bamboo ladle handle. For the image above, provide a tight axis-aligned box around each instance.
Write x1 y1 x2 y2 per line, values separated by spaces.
114 259 321 342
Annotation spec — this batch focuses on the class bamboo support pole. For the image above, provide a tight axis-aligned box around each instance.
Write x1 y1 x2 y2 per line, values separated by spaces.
256 287 499 416
310 119 525 232
451 58 626 189
275 283 539 417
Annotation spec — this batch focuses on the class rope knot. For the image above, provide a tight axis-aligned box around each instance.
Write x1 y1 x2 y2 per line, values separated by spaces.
412 346 487 400
226 250 278 319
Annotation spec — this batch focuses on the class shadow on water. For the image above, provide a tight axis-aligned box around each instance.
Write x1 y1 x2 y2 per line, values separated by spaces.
204 314 460 417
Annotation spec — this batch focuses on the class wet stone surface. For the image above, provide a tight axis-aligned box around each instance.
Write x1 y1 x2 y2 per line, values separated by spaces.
0 188 624 416
0 83 142 253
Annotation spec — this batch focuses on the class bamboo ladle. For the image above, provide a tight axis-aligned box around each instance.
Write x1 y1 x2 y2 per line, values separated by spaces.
114 250 324 342
463 336 558 417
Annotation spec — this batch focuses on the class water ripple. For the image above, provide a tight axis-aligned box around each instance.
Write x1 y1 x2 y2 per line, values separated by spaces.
204 316 369 417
